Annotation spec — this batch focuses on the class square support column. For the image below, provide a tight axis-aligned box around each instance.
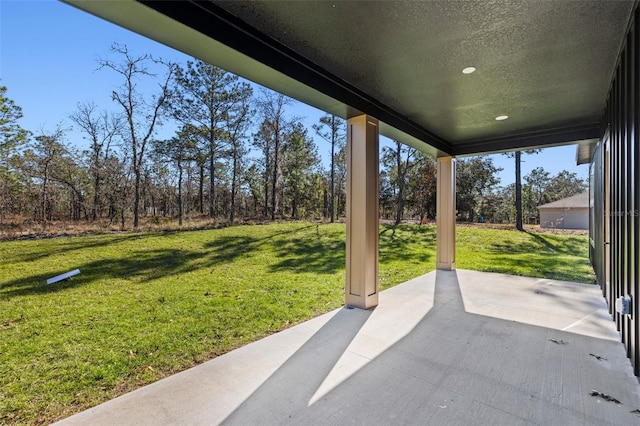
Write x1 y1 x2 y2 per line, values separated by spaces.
346 115 379 309
436 156 456 270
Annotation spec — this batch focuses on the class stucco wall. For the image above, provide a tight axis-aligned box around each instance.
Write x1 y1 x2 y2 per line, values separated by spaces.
540 208 588 229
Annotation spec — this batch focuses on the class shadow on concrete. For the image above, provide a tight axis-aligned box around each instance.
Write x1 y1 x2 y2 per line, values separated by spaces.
221 306 373 424
221 270 639 425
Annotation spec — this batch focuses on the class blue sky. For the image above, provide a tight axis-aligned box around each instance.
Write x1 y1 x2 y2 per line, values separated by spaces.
1 0 589 187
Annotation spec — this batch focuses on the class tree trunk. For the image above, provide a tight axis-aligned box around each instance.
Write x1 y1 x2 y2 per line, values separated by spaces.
133 168 141 229
230 151 237 224
323 187 329 219
330 115 335 223
209 146 215 218
178 157 183 226
185 166 192 219
199 164 204 215
271 133 279 221
515 150 523 231
292 185 299 219
394 141 404 226
92 175 100 221
41 169 48 222
263 169 269 219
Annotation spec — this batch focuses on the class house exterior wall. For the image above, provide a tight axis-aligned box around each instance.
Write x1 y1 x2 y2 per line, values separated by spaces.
590 139 607 299
591 4 639 376
540 208 588 229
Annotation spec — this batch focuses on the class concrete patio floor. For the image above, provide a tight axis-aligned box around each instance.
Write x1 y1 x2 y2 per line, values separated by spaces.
55 270 640 425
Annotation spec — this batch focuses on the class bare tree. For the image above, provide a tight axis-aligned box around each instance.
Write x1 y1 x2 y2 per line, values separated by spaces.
99 43 175 229
70 102 123 221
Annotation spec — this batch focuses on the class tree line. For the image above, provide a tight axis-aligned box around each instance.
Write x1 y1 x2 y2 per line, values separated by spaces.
455 156 587 224
0 44 586 231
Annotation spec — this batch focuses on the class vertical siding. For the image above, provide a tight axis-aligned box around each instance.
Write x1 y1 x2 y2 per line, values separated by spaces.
633 8 640 373
595 5 640 375
626 22 636 364
589 141 605 288
634 5 640 374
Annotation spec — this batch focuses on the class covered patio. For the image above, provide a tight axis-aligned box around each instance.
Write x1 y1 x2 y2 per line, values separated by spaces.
55 1 640 420
60 1 640 372
56 270 640 425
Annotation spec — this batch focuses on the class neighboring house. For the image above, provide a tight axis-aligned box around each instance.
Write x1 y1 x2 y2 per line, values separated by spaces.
538 192 589 229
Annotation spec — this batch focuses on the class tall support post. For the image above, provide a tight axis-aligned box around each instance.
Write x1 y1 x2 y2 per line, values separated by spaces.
346 115 379 309
436 156 456 270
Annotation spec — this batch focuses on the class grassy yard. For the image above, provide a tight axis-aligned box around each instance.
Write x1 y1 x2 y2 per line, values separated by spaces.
0 223 593 424
456 225 594 283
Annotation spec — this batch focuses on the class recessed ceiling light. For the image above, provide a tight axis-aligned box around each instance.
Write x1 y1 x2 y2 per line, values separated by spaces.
495 115 509 121
462 67 476 74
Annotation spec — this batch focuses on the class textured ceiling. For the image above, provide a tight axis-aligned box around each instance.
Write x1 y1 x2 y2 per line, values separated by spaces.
211 0 633 145
64 0 636 156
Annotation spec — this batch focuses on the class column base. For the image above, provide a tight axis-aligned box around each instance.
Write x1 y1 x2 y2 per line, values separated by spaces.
436 261 456 271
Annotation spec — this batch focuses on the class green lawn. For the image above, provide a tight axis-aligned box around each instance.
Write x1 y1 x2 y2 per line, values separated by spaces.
0 223 593 424
456 226 594 283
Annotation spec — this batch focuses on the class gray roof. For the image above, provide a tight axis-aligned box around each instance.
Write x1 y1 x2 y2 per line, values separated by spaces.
538 192 589 209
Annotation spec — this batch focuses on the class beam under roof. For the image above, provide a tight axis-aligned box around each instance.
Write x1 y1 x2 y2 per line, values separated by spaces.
453 123 603 157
